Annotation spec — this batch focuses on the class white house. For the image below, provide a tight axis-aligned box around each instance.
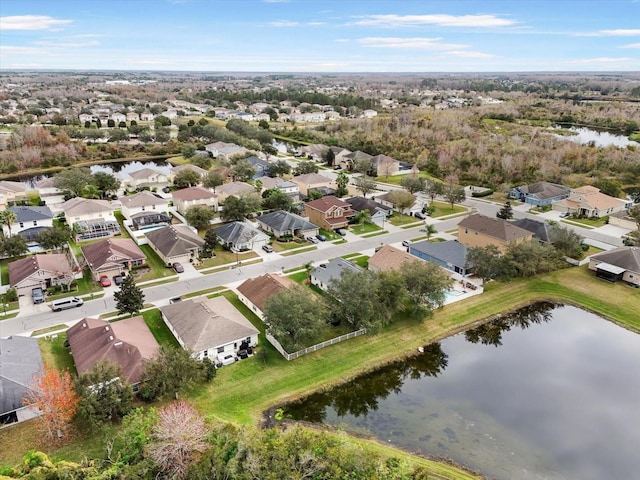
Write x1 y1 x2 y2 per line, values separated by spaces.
119 190 169 220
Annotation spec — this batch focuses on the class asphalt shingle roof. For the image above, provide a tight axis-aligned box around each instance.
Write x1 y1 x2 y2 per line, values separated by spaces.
8 206 53 223
0 336 43 416
144 224 204 257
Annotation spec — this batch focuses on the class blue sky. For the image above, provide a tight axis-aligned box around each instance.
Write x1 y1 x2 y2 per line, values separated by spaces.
1 0 639 72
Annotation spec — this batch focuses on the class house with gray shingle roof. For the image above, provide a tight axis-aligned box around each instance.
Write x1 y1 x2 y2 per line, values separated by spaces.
160 296 259 361
119 191 169 219
509 182 571 207
125 168 169 189
213 221 270 252
345 196 392 226
81 238 146 281
310 257 363 291
588 246 640 286
458 214 533 253
8 253 74 297
256 210 319 240
0 336 44 425
512 218 554 244
171 186 217 215
409 240 472 277
144 224 204 267
5 205 54 239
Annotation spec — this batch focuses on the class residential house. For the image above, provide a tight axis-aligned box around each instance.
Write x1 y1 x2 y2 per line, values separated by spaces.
81 238 146 281
304 196 355 231
345 196 392 226
213 221 270 251
8 253 74 297
370 154 400 177
509 181 571 207
310 258 363 291
298 144 330 162
255 176 300 196
66 316 159 387
291 173 335 196
160 296 259 361
343 150 373 172
330 147 353 169
374 191 417 215
457 214 533 253
362 109 378 118
125 168 169 190
243 156 271 179
256 210 319 240
119 191 169 219
588 246 640 286
215 182 256 203
554 186 631 217
236 273 297 320
511 218 554 244
0 336 44 425
5 206 54 240
409 240 472 277
169 164 208 183
61 197 119 241
0 181 27 204
145 224 204 267
171 186 217 215
205 141 248 159
368 244 425 273
34 177 62 198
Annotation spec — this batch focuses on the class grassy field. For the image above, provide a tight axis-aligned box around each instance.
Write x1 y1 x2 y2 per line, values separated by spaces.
39 334 76 373
2 265 638 478
429 200 467 218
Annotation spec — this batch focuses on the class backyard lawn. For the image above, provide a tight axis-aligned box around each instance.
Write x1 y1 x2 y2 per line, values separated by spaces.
141 308 180 348
38 334 76 374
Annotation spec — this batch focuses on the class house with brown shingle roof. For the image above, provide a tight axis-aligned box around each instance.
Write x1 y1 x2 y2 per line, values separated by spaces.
119 190 169 219
236 273 297 320
368 244 425 273
144 224 204 267
458 214 533 253
554 186 631 217
304 195 355 231
8 254 74 297
291 173 335 196
171 186 217 214
81 238 146 281
159 296 259 361
215 181 256 203
588 246 640 286
66 316 159 386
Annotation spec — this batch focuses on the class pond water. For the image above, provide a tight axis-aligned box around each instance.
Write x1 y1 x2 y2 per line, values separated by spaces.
550 126 639 148
284 303 640 480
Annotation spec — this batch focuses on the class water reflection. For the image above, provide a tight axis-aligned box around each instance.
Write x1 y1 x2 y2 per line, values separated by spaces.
286 343 448 422
551 126 639 148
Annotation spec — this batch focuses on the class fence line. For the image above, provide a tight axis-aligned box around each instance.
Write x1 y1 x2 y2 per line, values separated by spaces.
266 328 367 361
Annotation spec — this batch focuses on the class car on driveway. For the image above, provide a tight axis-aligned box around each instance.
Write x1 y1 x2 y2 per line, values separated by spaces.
262 244 274 253
402 240 412 248
113 275 124 286
414 211 427 220
560 212 571 218
32 287 45 304
172 262 184 273
308 236 319 244
99 275 111 287
336 228 347 236
316 234 327 242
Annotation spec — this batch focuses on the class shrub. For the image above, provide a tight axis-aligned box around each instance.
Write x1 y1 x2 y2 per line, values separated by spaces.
471 189 494 198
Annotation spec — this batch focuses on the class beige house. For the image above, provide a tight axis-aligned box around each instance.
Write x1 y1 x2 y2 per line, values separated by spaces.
368 244 424 273
171 186 217 214
125 168 169 189
304 196 355 231
554 186 631 217
589 246 640 287
215 182 256 203
370 154 400 177
236 273 297 320
169 164 208 183
144 224 204 267
119 190 169 219
61 197 115 227
8 254 75 297
0 181 27 206
81 238 146 280
291 173 335 196
457 214 533 253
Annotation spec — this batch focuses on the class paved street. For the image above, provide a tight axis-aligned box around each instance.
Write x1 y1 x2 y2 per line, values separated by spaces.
0 193 629 339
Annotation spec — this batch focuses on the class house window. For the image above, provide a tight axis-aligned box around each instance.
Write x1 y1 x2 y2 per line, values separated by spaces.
19 222 24 228
33 221 37 226
234 342 237 349
203 350 208 357
465 228 468 234
217 346 224 353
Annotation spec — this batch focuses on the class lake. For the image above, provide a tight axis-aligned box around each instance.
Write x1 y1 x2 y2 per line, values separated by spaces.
284 303 640 480
551 126 639 148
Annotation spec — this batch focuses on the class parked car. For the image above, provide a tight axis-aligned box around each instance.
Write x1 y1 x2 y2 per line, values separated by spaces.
113 275 124 286
216 354 237 367
336 228 347 236
169 296 182 304
51 297 83 312
402 240 412 248
560 212 571 218
31 287 45 304
316 234 327 242
172 262 184 273
333 165 342 170
414 211 427 220
99 275 111 287
262 244 274 253
308 236 319 244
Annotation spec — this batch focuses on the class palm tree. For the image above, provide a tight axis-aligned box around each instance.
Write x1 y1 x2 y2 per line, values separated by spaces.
424 223 437 240
0 210 17 238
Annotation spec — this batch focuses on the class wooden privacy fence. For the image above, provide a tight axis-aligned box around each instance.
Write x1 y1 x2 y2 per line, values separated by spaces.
266 328 367 361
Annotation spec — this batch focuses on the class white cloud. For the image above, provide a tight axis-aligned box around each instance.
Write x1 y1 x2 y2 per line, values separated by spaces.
578 29 640 37
445 50 495 58
335 38 350 43
33 40 100 48
0 15 72 30
0 45 47 55
620 43 640 48
269 20 299 27
358 37 469 50
568 57 634 64
353 14 516 28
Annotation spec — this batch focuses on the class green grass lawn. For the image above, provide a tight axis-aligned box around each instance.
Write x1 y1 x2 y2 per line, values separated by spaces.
196 248 259 270
564 216 608 228
38 334 76 374
273 239 309 251
429 200 467 218
377 171 439 185
133 244 175 282
350 222 382 235
281 246 317 256
140 308 180 348
388 213 420 227
350 255 370 268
